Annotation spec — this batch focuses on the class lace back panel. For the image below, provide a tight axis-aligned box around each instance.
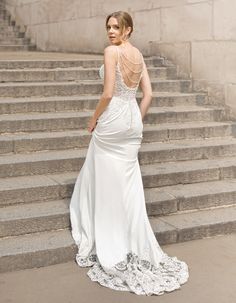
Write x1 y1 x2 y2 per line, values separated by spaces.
99 45 144 101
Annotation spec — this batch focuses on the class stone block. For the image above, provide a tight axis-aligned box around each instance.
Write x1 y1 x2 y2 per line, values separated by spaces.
160 205 236 242
161 2 212 41
56 17 105 53
192 41 236 83
142 164 220 188
0 200 70 237
226 84 236 118
0 113 91 133
192 79 226 106
149 218 178 245
145 188 178 215
15 3 30 25
13 131 91 153
35 23 50 51
0 230 77 273
30 1 49 25
149 41 191 78
132 9 160 50
214 0 236 40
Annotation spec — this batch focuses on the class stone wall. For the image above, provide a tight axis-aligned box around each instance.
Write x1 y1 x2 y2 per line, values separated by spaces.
149 0 236 119
4 0 236 118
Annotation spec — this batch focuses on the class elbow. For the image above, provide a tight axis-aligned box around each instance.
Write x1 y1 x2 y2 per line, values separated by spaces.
144 92 152 100
102 92 113 102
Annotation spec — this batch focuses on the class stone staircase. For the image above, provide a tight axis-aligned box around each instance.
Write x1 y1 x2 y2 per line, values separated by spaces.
0 7 236 275
0 1 35 51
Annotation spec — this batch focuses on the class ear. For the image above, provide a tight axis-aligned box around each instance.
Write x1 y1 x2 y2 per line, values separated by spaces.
126 26 131 36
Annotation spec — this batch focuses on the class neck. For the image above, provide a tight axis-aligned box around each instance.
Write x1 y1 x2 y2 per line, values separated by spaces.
118 40 130 47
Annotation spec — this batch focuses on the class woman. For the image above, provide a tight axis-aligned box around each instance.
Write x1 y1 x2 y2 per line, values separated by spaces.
69 11 189 296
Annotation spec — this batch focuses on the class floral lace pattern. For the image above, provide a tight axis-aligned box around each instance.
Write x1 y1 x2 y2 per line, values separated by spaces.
75 251 189 296
99 64 140 101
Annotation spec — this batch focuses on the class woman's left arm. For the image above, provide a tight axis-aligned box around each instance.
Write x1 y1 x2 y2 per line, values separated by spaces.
87 46 117 133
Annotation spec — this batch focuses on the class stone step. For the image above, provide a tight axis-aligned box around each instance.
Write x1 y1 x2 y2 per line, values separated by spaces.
144 106 223 124
0 25 19 32
0 66 177 82
1 167 236 212
139 137 236 165
143 121 232 142
0 57 166 69
146 179 236 215
141 156 236 187
0 79 192 97
0 148 86 178
0 173 68 206
0 92 207 114
0 37 30 45
1 205 236 272
0 31 24 39
0 229 77 273
0 44 36 51
0 20 9 26
0 20 15 28
0 199 70 237
0 9 9 16
0 122 232 154
0 106 223 134
1 142 236 179
2 180 236 237
150 204 236 244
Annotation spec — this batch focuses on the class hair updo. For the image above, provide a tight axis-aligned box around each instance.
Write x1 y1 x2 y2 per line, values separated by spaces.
105 11 133 38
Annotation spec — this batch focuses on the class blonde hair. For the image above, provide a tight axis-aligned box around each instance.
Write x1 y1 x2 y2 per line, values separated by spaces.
105 11 133 38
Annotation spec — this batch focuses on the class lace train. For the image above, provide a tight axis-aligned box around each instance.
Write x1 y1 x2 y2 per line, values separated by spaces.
76 251 189 296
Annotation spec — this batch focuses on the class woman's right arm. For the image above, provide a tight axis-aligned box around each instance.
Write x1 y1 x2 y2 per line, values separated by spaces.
139 61 152 120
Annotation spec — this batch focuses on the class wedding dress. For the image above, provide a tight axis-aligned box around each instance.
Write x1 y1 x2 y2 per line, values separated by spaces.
69 45 189 296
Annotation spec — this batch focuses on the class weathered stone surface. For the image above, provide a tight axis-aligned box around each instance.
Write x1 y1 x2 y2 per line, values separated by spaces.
0 174 62 206
214 0 236 40
158 205 236 242
226 84 236 118
133 9 161 50
0 229 77 273
0 124 232 154
161 2 212 41
192 42 236 83
149 41 191 78
0 66 177 82
0 79 192 98
0 92 207 114
0 200 70 237
0 106 223 134
141 157 236 187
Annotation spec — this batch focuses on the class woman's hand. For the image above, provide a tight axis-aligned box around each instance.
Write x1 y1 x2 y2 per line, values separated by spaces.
87 116 98 133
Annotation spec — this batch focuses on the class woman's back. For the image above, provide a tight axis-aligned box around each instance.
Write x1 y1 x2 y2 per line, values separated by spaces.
99 44 144 101
116 44 144 89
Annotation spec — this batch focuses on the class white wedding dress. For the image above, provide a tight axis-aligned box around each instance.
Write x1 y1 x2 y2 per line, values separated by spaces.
69 45 189 296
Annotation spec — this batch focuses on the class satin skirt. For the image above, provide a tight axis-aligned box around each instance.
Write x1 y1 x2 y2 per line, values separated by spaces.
69 96 189 296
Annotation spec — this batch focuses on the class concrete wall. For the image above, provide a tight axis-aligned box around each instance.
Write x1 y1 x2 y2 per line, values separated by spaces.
4 0 236 118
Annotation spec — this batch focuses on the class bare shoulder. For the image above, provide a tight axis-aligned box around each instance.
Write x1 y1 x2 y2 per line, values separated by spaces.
103 45 118 65
104 45 117 55
132 45 143 56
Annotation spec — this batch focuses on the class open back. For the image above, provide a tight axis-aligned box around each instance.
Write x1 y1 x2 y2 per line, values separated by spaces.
116 45 144 89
